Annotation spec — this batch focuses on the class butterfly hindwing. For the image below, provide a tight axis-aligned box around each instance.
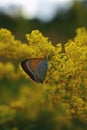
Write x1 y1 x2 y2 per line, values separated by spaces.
34 59 48 83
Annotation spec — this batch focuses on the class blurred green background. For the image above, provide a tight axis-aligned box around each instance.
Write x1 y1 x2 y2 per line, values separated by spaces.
0 0 87 44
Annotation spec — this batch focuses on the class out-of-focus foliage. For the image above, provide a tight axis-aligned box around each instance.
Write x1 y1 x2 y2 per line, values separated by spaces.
0 1 87 44
0 27 87 130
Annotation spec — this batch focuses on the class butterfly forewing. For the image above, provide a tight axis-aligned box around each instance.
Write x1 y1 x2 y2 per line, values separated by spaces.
30 58 44 72
21 59 35 81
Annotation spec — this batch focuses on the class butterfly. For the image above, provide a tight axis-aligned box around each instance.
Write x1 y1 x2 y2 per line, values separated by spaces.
21 58 48 83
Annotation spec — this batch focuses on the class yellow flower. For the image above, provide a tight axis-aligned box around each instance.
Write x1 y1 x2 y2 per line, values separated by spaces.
0 27 87 123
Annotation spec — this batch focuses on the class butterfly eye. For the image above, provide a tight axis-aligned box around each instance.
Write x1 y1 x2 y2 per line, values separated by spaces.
21 58 48 83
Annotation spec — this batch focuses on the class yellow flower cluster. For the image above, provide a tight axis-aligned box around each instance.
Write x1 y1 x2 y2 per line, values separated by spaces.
0 27 87 128
0 62 20 80
0 28 34 59
47 27 87 122
0 105 16 124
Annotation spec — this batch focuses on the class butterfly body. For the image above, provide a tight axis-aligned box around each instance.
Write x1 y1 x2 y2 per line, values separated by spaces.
21 58 48 83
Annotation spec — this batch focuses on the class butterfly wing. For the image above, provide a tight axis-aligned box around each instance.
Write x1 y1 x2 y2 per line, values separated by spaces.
34 59 48 83
21 58 48 83
21 59 35 81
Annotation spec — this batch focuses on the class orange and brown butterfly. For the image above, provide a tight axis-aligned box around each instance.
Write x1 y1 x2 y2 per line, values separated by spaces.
21 58 48 83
